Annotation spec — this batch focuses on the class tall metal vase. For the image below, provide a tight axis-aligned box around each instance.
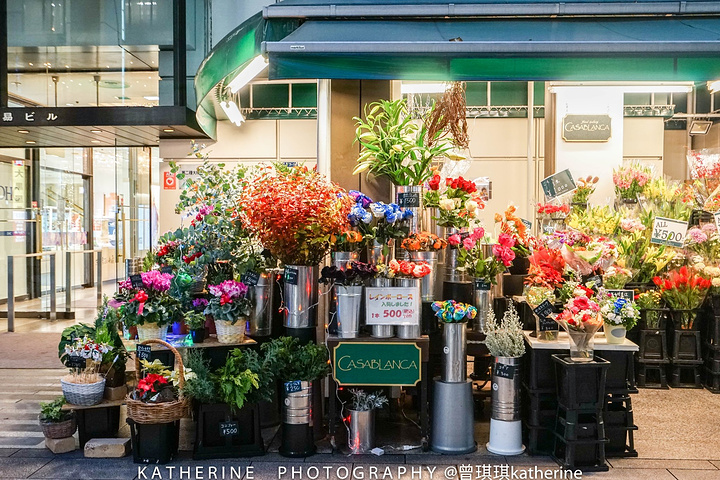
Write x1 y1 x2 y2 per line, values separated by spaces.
394 277 421 339
348 409 375 454
369 277 394 338
473 278 494 333
248 272 274 337
487 356 524 455
280 380 315 457
409 251 438 302
442 322 467 383
394 185 424 233
331 251 359 271
335 285 363 338
367 239 394 265
283 265 319 329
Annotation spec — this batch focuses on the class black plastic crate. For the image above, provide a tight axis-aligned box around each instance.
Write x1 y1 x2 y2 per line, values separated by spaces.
524 423 555 455
638 330 670 362
193 402 264 459
600 350 636 393
636 363 669 389
552 437 609 472
706 315 720 349
76 405 121 448
128 419 180 464
605 425 638 458
523 347 566 392
704 369 720 393
553 355 610 411
555 415 604 441
670 365 703 388
670 330 702 363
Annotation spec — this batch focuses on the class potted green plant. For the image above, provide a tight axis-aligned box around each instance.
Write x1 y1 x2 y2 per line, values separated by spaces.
346 389 388 454
39 396 76 440
263 337 329 458
203 279 252 344
185 311 207 344
113 270 179 341
599 291 639 344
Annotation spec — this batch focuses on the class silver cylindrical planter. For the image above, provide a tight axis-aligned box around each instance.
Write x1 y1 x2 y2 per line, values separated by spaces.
282 381 313 425
394 185 424 233
348 409 375 454
445 247 468 282
283 265 319 328
409 250 438 302
442 322 467 383
335 285 363 339
369 277 394 338
331 251 359 271
367 239 395 265
431 379 476 454
395 277 421 339
491 356 521 422
248 272 274 336
473 278 494 333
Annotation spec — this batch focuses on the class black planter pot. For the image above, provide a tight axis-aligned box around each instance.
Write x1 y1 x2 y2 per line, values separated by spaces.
193 402 264 459
101 366 126 388
670 329 702 363
190 328 205 344
128 419 179 464
502 274 526 296
279 380 316 458
508 256 530 275
280 423 315 458
638 329 669 361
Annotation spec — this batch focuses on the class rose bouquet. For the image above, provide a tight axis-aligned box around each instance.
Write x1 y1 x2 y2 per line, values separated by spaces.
387 259 432 279
613 163 651 200
685 224 720 261
241 165 354 266
555 292 603 361
495 205 534 257
688 148 720 200
602 265 633 289
599 292 639 330
536 203 570 219
431 300 478 323
696 263 720 295
319 262 377 286
455 228 515 284
347 192 413 255
653 266 712 329
400 231 448 252
204 280 251 324
423 174 484 229
115 270 178 329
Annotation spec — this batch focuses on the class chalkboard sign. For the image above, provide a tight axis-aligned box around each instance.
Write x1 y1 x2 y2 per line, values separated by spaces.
521 218 532 230
160 266 173 274
533 300 554 319
284 380 303 394
333 342 422 386
586 275 603 288
130 274 144 289
136 344 152 362
397 192 420 208
219 421 239 437
562 114 612 142
608 289 635 302
241 271 260 287
66 355 86 369
494 362 516 380
538 317 558 332
474 279 491 290
541 169 576 200
284 267 298 286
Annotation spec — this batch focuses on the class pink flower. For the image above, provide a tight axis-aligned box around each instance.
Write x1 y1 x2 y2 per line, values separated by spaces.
448 234 461 247
498 233 516 248
388 259 400 274
469 228 485 242
462 237 476 251
492 244 515 267
688 227 709 244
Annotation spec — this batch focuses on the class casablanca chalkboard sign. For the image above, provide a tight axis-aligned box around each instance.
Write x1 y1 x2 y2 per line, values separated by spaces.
562 114 612 142
333 342 421 386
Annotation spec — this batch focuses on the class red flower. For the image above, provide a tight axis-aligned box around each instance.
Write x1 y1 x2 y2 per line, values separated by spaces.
133 290 148 303
219 294 232 305
428 174 441 191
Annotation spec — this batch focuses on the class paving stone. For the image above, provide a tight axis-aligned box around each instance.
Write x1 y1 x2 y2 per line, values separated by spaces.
669 470 720 480
45 437 76 454
0 424 43 433
12 448 82 459
0 437 47 447
0 448 19 457
0 458 53 478
84 438 130 458
581 469 676 479
28 458 139 479
712 461 720 470
609 459 717 470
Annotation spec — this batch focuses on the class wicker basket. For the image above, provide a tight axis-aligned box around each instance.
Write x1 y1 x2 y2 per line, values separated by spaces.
214 319 246 344
137 324 168 342
61 377 106 406
126 339 190 424
39 414 77 439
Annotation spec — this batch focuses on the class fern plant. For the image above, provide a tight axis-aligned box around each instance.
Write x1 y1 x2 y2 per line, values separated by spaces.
214 349 259 411
262 337 329 382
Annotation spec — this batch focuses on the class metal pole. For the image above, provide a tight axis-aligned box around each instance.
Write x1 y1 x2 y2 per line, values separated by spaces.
96 251 102 306
49 254 56 321
527 82 535 235
7 256 13 332
316 79 331 179
65 251 72 312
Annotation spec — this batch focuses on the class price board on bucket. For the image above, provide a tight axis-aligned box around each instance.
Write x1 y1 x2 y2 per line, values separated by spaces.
365 287 419 326
651 217 688 248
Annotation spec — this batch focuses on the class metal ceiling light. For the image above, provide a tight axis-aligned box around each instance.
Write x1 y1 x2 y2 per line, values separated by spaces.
689 120 713 135
227 55 268 94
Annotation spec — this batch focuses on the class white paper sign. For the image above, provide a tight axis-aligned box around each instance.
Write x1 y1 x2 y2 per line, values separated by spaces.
651 216 688 248
365 286 420 326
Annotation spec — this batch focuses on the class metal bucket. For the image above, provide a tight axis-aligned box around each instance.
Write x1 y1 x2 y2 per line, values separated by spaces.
442 322 467 383
445 247 468 282
282 381 313 425
368 240 394 265
394 277 421 339
336 285 363 338
249 272 273 336
473 278 494 333
332 251 359 271
409 251 438 302
283 265 319 329
491 356 521 422
369 277 394 338
394 185 424 233
347 409 375 454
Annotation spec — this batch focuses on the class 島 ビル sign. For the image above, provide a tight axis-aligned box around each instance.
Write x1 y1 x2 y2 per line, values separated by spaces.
333 342 421 386
562 114 612 142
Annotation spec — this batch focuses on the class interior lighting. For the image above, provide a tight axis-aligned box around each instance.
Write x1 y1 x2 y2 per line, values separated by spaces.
400 83 446 94
689 120 713 135
622 85 693 93
220 100 246 126
227 56 268 94
162 128 175 133
91 129 102 133
143 96 159 101
17 130 29 134
25 140 36 144
708 80 720 94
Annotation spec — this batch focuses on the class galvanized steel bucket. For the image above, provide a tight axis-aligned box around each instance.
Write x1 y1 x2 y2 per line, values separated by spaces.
394 185 424 233
282 381 313 426
248 272 273 336
409 250 438 302
473 278 494 333
394 277 421 339
369 277 394 338
336 285 363 339
347 409 375 454
491 356 521 422
442 322 467 383
283 265 319 329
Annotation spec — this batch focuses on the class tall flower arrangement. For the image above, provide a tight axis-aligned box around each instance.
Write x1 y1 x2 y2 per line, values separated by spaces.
455 228 515 284
347 191 413 252
241 165 354 266
114 271 178 327
423 174 484 229
612 163 651 200
495 205 533 257
653 266 711 329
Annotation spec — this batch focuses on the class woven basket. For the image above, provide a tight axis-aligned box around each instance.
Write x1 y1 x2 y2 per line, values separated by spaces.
137 324 168 342
126 339 190 424
39 414 77 439
214 319 246 344
61 377 105 406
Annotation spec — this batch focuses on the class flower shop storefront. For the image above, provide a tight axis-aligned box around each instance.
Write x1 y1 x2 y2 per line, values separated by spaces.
46 0 720 472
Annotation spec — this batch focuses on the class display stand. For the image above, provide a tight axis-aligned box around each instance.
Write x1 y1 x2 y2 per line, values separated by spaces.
326 335 430 451
703 310 720 393
62 399 123 448
124 335 257 370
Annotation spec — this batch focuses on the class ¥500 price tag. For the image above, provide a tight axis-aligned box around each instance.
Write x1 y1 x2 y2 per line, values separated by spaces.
365 287 419 326
651 217 688 248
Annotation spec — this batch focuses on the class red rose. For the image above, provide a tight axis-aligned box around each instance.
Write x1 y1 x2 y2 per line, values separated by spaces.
428 175 441 191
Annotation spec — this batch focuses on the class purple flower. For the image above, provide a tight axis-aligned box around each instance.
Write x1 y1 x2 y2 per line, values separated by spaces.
349 190 373 208
688 227 708 244
192 298 209 308
208 280 248 299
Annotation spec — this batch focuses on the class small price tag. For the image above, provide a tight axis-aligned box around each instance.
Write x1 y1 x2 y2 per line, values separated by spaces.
365 287 419 326
474 279 491 290
130 274 144 289
397 192 420 208
651 216 688 248
66 355 86 369
538 317 558 332
541 169 576 200
607 289 634 302
219 421 239 437
160 266 173 274
284 380 303 394
136 344 152 362
284 267 298 286
494 362 516 380
586 275 603 288
241 271 260 287
533 300 554 319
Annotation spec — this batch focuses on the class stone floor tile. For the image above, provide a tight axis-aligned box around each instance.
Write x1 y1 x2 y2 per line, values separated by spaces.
608 458 717 470
250 452 305 463
0 458 52 478
0 448 19 457
669 470 720 480
12 449 82 459
711 461 720 470
582 468 675 479
28 458 138 479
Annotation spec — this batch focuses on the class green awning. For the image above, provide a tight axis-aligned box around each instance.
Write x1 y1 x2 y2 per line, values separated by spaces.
264 17 720 80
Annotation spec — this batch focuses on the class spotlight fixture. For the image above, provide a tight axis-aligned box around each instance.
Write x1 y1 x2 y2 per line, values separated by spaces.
90 129 102 133
689 120 713 136
227 56 268 94
17 130 29 134
162 128 175 133
25 140 36 144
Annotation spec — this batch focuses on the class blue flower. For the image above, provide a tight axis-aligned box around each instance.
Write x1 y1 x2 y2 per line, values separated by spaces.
349 190 373 209
370 202 387 219
348 204 371 226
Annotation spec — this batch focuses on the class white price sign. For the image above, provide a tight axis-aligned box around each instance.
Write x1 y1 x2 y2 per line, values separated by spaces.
714 211 720 234
651 216 688 248
365 286 420 326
